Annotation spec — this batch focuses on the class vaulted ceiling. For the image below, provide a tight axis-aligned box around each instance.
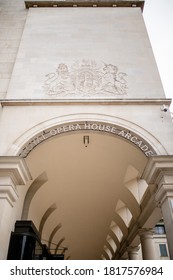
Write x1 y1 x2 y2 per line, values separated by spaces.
24 131 159 259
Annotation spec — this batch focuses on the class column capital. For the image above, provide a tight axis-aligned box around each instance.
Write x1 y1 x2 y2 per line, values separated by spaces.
127 245 140 253
138 228 154 239
0 157 32 206
155 184 173 206
0 177 18 206
0 156 32 185
142 156 173 186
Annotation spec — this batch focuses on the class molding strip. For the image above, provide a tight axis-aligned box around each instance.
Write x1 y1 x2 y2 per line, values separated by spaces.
25 1 145 11
0 98 171 107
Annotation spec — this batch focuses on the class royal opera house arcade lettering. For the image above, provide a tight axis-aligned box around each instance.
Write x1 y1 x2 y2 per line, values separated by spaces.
18 122 155 158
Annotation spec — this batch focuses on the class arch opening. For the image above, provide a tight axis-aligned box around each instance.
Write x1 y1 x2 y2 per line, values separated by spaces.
21 128 153 259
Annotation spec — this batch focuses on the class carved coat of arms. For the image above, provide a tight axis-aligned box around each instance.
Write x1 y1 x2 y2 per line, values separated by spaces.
43 60 127 97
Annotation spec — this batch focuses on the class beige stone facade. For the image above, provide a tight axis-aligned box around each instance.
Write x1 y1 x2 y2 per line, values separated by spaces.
0 0 173 260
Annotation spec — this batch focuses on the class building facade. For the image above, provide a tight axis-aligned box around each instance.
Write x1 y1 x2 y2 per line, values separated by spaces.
0 0 173 260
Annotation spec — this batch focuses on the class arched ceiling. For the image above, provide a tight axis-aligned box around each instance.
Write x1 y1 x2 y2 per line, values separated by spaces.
25 131 148 259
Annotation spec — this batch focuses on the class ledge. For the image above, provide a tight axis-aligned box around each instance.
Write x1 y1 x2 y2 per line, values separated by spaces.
0 185 19 207
0 157 32 185
142 155 173 185
0 98 171 106
25 1 145 11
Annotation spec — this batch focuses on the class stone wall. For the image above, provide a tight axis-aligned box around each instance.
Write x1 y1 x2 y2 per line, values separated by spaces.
0 0 27 98
6 6 165 100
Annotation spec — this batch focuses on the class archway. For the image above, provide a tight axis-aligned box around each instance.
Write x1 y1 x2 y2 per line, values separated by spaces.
17 117 163 259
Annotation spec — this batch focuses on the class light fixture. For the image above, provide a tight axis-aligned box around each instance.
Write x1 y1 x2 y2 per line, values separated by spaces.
83 136 89 147
160 104 169 112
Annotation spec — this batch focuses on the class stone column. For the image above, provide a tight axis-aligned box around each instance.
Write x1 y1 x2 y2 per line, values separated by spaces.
139 229 157 260
127 246 140 260
0 157 31 259
155 181 173 260
142 156 173 260
0 177 19 259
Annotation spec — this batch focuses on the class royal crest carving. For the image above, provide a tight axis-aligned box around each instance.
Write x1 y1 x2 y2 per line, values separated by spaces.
43 60 127 97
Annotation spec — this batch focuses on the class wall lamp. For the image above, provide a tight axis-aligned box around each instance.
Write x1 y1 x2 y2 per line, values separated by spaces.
83 136 89 147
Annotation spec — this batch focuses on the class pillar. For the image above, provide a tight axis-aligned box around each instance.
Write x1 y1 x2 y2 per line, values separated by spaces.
0 157 31 259
0 177 19 259
142 156 173 260
127 246 140 260
139 228 157 260
155 179 173 259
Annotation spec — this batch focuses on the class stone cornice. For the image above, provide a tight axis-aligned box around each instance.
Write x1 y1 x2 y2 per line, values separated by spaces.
142 156 173 185
0 157 32 185
0 184 19 207
0 98 171 107
25 1 145 11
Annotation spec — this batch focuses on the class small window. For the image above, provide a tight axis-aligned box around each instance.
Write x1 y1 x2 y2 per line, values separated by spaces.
154 225 166 234
159 244 168 257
